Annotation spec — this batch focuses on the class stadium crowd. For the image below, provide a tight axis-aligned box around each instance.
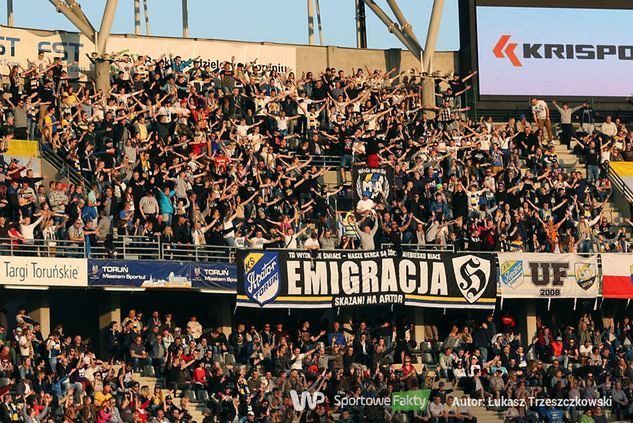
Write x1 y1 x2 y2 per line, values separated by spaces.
2 306 633 422
0 48 632 423
0 51 630 255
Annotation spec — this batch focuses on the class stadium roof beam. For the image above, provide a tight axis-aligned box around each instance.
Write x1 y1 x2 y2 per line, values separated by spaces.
48 0 96 44
182 0 189 38
143 0 151 35
385 0 420 46
423 0 444 72
355 0 368 49
307 0 315 45
97 0 119 54
314 0 324 45
134 0 141 35
7 0 13 27
362 0 421 62
66 0 96 33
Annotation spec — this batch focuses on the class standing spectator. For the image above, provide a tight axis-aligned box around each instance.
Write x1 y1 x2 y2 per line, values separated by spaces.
531 97 553 142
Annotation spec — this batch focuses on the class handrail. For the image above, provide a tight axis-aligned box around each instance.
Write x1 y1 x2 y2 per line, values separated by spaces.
608 162 633 205
161 243 236 262
38 141 90 189
380 243 456 253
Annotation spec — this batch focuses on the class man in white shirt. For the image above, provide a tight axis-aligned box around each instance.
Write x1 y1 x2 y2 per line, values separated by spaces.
356 194 375 214
304 232 320 251
290 346 316 370
600 115 618 139
20 215 44 244
531 97 553 141
428 396 446 421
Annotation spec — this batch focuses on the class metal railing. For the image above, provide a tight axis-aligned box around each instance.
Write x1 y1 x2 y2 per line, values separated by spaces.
0 236 457 262
0 238 87 258
0 236 234 262
161 243 236 263
39 142 90 189
380 243 456 252
90 236 162 260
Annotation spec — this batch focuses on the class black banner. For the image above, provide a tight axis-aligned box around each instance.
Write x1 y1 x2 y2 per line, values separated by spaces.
352 167 394 204
236 249 497 309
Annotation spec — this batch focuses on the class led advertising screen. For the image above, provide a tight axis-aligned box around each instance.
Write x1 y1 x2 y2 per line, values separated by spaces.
475 6 633 97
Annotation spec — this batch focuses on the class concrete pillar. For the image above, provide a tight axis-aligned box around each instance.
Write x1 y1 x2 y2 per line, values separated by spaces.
94 61 111 94
29 296 50 338
413 308 425 343
422 77 436 118
526 302 537 344
98 293 121 356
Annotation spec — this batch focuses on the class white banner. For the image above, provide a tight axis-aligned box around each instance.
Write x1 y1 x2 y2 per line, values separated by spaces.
0 256 87 287
0 26 88 75
498 253 599 299
107 36 296 74
476 6 633 97
0 26 296 78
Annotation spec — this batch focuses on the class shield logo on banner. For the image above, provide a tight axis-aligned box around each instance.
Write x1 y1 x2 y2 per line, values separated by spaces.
574 262 596 291
452 255 492 303
499 260 524 289
243 252 281 306
356 171 390 201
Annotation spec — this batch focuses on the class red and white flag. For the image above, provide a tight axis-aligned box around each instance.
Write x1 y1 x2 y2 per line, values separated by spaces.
601 254 633 299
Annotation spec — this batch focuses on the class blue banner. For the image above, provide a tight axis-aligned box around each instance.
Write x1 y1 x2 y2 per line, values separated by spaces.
191 262 237 291
88 260 236 291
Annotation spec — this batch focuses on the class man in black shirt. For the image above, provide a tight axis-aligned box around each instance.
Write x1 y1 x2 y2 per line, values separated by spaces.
584 140 601 183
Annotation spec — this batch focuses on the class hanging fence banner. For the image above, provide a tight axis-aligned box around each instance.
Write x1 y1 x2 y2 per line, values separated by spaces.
88 259 237 291
0 256 87 287
236 249 497 309
191 262 237 291
601 254 633 299
498 253 599 299
352 167 394 204
89 260 193 288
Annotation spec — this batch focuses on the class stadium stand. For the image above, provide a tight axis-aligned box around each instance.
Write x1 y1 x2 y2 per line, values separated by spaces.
0 46 632 423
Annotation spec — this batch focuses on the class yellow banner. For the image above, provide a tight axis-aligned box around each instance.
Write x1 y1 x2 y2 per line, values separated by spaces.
610 162 633 177
6 139 38 158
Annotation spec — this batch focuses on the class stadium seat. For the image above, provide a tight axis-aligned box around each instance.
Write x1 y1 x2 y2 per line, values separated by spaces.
213 353 224 364
197 390 210 402
422 353 435 365
224 353 236 365
420 341 432 352
142 365 156 378
184 390 197 402
0 378 10 388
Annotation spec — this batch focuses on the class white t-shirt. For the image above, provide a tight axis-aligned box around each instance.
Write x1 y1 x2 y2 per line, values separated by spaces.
284 234 299 249
601 122 617 138
532 100 549 119
250 236 267 249
304 238 320 250
356 198 375 212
